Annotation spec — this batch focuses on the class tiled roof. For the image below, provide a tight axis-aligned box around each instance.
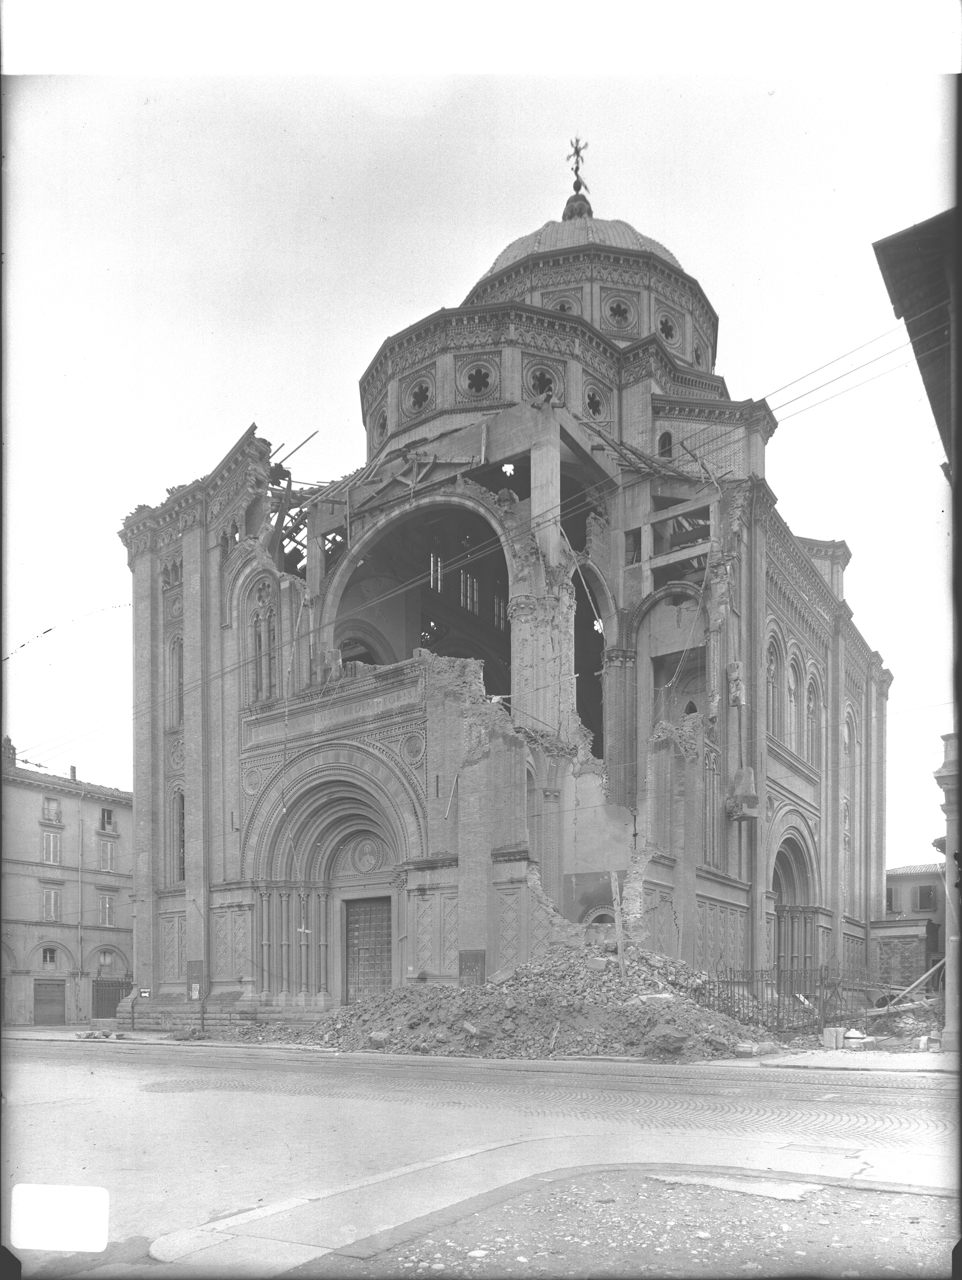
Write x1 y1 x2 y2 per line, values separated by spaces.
481 217 682 279
886 863 944 877
1 764 132 803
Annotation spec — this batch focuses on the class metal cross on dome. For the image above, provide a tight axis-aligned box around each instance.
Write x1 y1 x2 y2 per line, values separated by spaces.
567 136 589 193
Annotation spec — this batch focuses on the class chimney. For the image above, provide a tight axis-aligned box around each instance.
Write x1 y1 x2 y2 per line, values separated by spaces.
1 736 15 769
70 765 77 782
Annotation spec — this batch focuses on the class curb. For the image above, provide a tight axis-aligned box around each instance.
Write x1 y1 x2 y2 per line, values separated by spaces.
150 1156 956 1271
303 1160 957 1265
5 1032 952 1075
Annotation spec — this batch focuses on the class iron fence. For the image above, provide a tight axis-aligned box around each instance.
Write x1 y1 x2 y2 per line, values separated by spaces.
690 965 887 1034
92 978 133 1019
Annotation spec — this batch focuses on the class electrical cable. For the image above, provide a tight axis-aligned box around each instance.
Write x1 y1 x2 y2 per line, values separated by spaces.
14 380 944 765
760 300 950 401
769 323 951 414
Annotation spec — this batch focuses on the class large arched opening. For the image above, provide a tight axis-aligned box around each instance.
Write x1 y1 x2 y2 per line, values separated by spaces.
332 503 511 696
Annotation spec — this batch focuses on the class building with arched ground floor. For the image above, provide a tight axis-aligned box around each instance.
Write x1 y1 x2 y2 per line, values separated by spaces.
118 174 891 1028
1 738 133 1025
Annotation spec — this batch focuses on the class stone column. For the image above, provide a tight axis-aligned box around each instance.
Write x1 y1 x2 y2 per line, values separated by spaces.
748 483 774 970
315 890 329 996
540 787 562 905
298 892 310 998
279 891 291 998
128 531 160 996
530 428 561 566
935 733 958 1051
509 590 577 741
181 510 210 997
603 648 635 807
260 891 272 997
677 723 705 967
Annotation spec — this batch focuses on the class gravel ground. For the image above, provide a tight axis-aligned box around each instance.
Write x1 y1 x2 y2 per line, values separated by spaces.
290 1171 957 1279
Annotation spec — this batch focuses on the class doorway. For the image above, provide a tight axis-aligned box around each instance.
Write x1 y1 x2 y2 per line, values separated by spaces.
345 898 392 1004
34 980 66 1025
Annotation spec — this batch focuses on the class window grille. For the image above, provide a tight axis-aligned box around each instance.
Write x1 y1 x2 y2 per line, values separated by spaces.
99 841 114 871
42 889 61 921
42 831 61 864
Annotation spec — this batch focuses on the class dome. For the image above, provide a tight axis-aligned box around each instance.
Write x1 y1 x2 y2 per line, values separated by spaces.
482 215 683 279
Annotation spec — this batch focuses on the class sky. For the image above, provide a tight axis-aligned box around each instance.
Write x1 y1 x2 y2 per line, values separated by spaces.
1 22 957 869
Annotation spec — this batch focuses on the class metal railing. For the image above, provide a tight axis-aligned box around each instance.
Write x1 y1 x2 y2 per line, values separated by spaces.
690 965 887 1034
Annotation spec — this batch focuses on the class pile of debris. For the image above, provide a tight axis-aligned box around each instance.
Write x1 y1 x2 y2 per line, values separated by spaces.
859 998 944 1051
226 941 772 1063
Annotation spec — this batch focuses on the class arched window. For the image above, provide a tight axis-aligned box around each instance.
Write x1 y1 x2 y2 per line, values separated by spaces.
766 640 782 738
250 601 278 702
787 659 803 754
171 789 186 883
805 681 821 767
658 431 673 459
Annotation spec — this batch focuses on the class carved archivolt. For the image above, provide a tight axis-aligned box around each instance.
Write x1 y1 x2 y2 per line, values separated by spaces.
242 741 427 881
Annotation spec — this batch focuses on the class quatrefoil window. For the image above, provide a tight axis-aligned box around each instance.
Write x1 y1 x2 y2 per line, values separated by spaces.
411 382 431 411
530 369 554 396
586 389 604 418
659 316 676 342
608 300 631 326
554 301 572 313
694 345 703 367
467 366 490 394
374 410 387 440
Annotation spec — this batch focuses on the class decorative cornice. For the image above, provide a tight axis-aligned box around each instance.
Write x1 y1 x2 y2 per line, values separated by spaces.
359 304 736 419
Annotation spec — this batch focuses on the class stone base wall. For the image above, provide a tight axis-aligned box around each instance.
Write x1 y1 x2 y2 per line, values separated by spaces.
116 994 259 1033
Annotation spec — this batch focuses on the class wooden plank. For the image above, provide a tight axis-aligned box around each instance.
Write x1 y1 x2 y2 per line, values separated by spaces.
610 870 627 980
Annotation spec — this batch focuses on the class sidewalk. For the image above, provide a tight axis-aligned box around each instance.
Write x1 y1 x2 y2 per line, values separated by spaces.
5 1026 958 1073
64 1129 955 1277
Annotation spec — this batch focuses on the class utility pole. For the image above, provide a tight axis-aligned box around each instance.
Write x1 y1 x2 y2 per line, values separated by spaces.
934 733 958 1051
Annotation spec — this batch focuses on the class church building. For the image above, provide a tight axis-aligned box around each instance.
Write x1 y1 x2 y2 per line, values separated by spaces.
118 160 890 1023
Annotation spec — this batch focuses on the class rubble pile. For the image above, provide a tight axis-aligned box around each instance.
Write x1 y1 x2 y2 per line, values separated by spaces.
226 941 770 1062
861 1000 944 1051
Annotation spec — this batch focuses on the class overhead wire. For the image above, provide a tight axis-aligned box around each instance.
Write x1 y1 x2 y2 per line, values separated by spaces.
760 299 950 401
15 425 933 770
14 299 950 766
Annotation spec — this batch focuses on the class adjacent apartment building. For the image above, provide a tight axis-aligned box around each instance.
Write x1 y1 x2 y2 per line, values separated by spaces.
874 861 948 987
1 737 133 1025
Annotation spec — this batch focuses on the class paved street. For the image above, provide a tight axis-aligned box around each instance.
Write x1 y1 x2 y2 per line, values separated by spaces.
2 1037 956 1277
